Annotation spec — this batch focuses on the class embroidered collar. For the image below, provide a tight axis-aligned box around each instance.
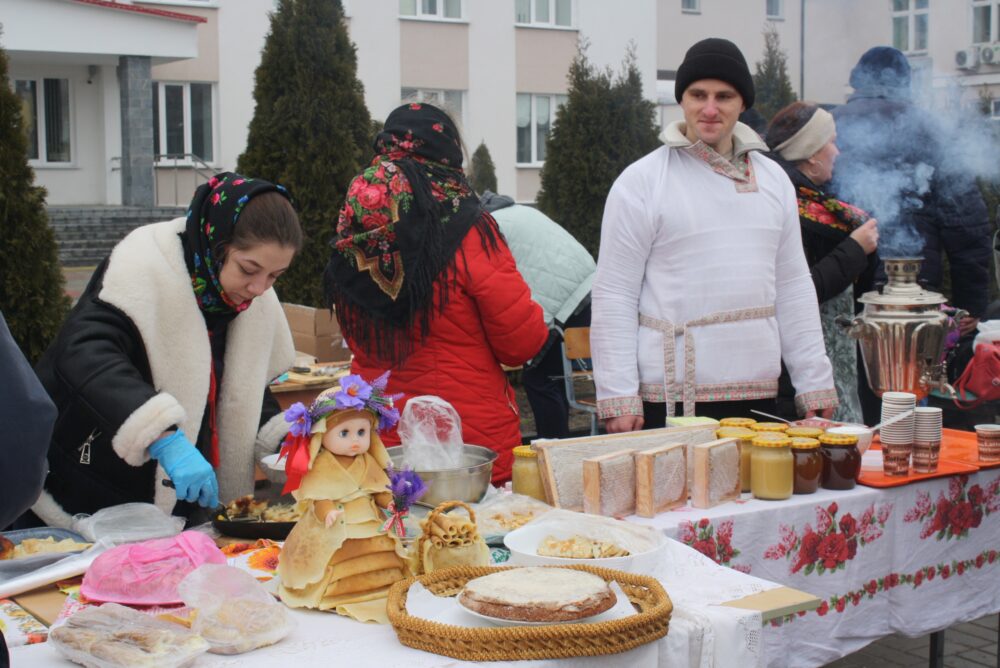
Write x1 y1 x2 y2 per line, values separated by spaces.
661 121 766 192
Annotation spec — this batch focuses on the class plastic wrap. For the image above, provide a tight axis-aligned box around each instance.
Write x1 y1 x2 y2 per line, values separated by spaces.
397 395 464 469
72 503 185 543
473 493 553 540
48 602 209 668
178 563 292 654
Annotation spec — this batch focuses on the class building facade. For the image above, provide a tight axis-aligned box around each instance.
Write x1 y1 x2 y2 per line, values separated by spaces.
5 0 999 207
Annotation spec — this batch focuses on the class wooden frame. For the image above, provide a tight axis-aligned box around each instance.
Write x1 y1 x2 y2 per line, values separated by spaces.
634 442 688 518
582 449 637 517
691 438 741 509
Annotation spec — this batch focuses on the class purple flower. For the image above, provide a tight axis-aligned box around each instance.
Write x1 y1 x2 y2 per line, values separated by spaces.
333 374 372 410
283 402 311 437
387 467 428 512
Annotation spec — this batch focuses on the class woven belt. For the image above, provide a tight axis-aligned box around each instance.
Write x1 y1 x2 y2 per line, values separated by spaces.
639 305 776 417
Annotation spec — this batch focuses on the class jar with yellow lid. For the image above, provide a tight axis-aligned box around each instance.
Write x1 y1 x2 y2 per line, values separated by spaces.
786 426 824 439
720 417 757 429
717 426 755 492
790 437 821 494
512 446 547 502
818 433 860 491
750 435 793 500
751 422 789 433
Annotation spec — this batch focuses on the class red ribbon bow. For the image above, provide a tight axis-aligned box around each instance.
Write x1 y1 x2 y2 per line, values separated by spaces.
278 433 312 495
380 501 408 538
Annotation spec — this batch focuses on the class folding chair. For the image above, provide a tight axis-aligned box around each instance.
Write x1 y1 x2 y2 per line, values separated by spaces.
559 326 598 435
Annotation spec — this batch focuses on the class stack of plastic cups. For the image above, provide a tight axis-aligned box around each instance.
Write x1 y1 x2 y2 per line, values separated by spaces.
880 392 916 476
975 424 1000 462
912 407 943 473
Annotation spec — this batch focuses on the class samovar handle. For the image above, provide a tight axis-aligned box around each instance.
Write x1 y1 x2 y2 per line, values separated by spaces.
835 315 873 340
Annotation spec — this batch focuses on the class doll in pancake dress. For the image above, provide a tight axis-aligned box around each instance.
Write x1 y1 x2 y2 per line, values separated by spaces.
276 373 410 623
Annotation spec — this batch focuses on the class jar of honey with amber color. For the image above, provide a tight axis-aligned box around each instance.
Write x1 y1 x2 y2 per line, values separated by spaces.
790 437 821 494
750 434 793 501
511 446 547 502
819 433 860 491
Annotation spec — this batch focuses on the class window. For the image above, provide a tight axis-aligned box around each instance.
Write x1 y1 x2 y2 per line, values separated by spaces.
681 0 700 13
972 0 999 44
152 82 214 162
400 88 464 120
14 78 71 163
516 93 567 164
399 0 462 20
891 0 928 53
766 0 783 19
515 0 572 27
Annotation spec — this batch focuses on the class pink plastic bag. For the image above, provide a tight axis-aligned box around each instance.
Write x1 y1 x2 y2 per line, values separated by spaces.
81 531 224 606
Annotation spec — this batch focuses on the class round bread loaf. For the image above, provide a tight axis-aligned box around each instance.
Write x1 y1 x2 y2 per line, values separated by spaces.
458 566 616 622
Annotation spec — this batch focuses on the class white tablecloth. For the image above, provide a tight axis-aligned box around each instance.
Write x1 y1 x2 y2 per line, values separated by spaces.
629 468 1000 668
10 538 780 668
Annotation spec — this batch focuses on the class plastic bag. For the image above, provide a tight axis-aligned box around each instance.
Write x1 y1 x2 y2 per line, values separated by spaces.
72 502 185 544
178 563 292 654
398 395 464 469
81 531 225 606
49 602 209 668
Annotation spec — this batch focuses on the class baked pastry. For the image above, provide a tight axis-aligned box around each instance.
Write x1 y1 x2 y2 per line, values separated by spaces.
9 537 91 559
0 535 13 560
458 567 616 623
537 535 629 559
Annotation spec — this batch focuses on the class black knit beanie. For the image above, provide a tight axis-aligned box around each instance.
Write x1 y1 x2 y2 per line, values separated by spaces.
674 38 755 109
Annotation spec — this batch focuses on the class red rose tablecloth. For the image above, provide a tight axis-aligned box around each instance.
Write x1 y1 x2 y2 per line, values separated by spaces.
629 468 1000 668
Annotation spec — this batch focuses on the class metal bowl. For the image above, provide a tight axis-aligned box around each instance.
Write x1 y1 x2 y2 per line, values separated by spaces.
386 444 497 507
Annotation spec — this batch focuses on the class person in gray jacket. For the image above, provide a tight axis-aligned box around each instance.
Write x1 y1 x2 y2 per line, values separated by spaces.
481 191 596 438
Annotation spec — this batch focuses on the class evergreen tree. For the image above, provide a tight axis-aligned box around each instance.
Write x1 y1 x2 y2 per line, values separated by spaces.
0 33 69 362
237 0 372 307
469 141 498 194
752 25 797 124
537 45 659 257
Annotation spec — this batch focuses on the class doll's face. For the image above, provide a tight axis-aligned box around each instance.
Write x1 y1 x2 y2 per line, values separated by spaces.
322 416 371 456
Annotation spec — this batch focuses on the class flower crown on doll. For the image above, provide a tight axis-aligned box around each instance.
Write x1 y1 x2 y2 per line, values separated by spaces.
283 371 402 438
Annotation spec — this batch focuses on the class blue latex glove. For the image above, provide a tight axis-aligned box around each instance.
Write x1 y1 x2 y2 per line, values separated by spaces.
149 429 219 508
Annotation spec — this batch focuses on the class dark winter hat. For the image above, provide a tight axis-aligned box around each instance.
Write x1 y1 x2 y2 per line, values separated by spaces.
849 46 911 90
675 38 755 109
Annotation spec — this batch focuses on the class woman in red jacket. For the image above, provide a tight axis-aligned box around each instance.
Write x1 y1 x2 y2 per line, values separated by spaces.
323 103 548 482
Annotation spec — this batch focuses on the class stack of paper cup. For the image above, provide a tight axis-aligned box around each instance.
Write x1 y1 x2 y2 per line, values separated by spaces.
912 407 943 473
880 392 916 476
975 424 1000 462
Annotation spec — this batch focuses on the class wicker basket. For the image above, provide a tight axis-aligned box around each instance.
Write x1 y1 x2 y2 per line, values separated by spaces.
386 564 672 661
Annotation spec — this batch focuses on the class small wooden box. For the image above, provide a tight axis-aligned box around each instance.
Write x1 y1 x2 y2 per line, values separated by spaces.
634 442 687 517
691 438 741 509
582 449 636 517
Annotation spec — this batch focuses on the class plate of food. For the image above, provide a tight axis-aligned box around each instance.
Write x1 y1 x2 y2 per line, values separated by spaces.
0 528 93 581
456 566 618 626
212 495 306 540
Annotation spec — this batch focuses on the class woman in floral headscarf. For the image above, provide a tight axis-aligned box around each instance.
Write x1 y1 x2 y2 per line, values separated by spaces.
324 103 547 482
766 102 879 424
29 173 302 528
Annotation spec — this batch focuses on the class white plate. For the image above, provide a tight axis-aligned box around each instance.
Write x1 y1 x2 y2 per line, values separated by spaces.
261 453 285 471
457 598 606 626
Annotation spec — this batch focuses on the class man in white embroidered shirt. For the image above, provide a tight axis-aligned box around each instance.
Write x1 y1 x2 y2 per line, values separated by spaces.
592 37 838 433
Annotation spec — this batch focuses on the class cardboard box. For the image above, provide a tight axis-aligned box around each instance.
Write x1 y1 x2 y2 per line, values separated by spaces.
282 303 351 362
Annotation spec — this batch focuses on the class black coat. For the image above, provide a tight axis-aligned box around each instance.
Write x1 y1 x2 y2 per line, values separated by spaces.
832 91 991 317
31 219 294 527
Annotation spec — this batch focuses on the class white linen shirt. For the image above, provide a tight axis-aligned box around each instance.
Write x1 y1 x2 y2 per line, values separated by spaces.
592 123 837 419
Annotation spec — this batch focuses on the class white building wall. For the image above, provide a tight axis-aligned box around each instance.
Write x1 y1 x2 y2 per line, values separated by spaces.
803 0 886 105
348 3 402 121
578 0 657 104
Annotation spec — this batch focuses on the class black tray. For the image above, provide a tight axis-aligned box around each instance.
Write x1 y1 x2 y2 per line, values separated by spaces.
212 501 297 540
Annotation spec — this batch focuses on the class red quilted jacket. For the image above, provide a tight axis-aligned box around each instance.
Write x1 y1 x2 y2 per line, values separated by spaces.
347 219 548 482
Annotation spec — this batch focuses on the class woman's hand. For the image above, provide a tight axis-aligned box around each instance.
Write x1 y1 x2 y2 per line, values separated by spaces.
850 219 879 255
325 508 343 528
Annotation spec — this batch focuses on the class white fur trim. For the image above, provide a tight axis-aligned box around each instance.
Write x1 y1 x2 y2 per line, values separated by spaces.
255 412 290 464
31 490 75 529
112 393 187 466
98 218 295 503
153 466 177 515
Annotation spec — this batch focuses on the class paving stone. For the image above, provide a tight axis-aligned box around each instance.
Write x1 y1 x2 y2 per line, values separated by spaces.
948 629 995 649
957 648 997 665
956 620 999 644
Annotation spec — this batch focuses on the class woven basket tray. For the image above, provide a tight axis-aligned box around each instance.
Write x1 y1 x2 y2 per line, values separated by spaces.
386 564 672 661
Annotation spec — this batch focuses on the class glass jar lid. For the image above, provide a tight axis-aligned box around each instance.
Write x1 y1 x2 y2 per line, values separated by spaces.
752 435 792 447
786 427 824 439
790 437 821 450
716 426 756 439
751 422 789 432
818 433 859 446
720 417 757 428
512 445 537 458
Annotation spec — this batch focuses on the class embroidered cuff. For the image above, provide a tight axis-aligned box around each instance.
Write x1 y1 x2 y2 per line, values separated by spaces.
597 396 643 420
795 388 840 416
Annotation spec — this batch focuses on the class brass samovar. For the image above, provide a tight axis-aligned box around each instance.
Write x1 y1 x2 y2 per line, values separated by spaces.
840 257 964 400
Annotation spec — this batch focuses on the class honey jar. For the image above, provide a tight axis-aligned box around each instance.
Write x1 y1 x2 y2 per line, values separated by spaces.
717 426 756 493
511 446 547 502
751 422 789 433
786 426 824 439
790 437 821 494
818 433 860 491
750 434 793 501
720 417 757 429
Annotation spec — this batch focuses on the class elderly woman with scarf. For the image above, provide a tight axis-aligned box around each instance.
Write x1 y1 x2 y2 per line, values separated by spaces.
767 102 879 424
28 174 301 528
324 103 548 482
